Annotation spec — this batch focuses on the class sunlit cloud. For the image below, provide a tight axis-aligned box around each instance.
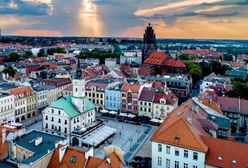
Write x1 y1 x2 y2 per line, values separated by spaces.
78 0 105 37
134 0 224 17
195 5 237 13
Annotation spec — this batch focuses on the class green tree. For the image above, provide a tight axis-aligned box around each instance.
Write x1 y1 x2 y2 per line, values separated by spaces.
2 66 16 77
179 53 190 60
37 48 45 57
9 52 20 62
23 51 34 59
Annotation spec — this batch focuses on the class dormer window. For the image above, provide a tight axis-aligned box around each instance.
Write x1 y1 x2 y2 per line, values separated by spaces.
218 156 222 160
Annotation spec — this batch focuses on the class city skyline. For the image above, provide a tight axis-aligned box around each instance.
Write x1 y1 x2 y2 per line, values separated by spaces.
0 0 248 39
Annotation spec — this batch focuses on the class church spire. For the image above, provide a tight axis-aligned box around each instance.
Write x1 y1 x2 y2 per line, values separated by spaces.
76 58 82 79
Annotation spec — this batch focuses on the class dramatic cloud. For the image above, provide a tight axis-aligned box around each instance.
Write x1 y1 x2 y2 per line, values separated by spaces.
0 0 53 15
0 0 247 39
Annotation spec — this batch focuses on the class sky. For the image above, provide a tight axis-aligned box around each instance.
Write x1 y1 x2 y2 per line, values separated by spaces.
0 0 248 39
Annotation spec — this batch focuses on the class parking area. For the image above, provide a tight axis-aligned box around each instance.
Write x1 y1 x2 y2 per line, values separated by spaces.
94 118 154 163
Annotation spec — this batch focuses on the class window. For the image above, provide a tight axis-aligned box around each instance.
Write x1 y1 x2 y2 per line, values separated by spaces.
158 144 162 152
166 146 170 154
64 120 67 125
193 166 197 168
58 118 61 123
58 110 61 115
64 128 67 133
175 161 179 168
52 109 54 113
184 150 188 158
45 115 48 120
51 117 54 121
157 156 162 166
175 148 179 156
184 163 188 168
193 152 198 160
70 156 77 163
166 159 170 168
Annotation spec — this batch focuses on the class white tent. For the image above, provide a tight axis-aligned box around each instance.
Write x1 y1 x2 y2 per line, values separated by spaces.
109 111 117 115
119 113 127 117
101 109 109 113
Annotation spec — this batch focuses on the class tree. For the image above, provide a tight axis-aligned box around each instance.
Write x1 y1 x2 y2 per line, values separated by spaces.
184 61 202 84
37 48 45 57
2 66 16 77
179 53 190 60
23 51 34 59
9 52 20 62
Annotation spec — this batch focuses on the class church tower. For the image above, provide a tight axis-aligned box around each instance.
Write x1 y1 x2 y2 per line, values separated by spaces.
142 23 157 63
72 59 86 112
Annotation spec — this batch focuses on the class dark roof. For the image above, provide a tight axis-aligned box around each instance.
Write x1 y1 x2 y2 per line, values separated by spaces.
15 130 66 164
139 87 156 102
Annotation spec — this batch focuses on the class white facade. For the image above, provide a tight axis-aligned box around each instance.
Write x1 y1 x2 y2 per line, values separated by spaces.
120 51 142 65
36 89 48 109
105 58 117 71
0 93 15 124
43 78 96 136
152 141 206 168
153 98 178 120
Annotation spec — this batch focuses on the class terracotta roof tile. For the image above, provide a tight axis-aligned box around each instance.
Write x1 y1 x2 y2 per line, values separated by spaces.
202 136 248 168
144 52 168 65
122 83 140 93
165 58 186 68
9 86 34 97
151 100 209 152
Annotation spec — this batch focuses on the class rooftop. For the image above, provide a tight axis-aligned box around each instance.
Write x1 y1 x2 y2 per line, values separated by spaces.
15 130 66 164
50 96 95 118
202 136 248 168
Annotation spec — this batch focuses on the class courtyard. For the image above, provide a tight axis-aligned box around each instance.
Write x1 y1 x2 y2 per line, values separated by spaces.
94 117 155 163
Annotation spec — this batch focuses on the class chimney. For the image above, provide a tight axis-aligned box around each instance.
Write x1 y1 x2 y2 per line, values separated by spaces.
59 145 67 162
187 117 192 125
2 128 6 144
106 158 111 168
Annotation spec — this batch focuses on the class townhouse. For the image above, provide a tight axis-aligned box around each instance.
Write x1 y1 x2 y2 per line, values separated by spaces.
153 89 178 120
0 93 15 124
138 87 156 119
10 86 37 122
104 83 123 112
85 79 115 112
121 82 141 115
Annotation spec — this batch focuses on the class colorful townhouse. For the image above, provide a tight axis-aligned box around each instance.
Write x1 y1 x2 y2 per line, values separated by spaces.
121 82 141 115
104 83 123 112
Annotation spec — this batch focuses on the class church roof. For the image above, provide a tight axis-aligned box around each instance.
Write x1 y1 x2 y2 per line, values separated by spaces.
50 96 95 118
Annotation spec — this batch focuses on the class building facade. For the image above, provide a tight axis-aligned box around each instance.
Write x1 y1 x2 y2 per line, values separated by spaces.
0 93 15 124
104 84 122 112
43 78 96 137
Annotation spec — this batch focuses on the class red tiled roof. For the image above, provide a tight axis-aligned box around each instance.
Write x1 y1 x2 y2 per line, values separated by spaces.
151 100 209 152
10 86 34 97
165 58 186 68
144 52 168 65
202 136 248 168
48 145 86 168
122 83 140 93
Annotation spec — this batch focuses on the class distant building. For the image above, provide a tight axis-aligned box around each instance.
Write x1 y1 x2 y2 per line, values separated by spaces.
144 51 186 74
144 74 192 99
120 51 142 65
142 23 157 63
105 58 117 71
